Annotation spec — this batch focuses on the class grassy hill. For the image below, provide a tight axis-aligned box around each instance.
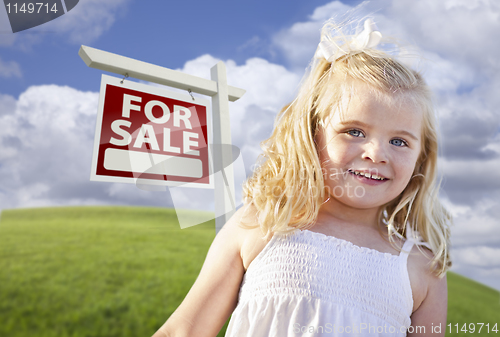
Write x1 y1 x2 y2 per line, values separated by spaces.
0 206 498 336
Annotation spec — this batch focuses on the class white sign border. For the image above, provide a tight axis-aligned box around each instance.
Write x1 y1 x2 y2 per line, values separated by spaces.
90 74 214 189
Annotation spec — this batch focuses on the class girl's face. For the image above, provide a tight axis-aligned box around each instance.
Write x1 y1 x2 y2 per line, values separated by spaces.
317 83 423 210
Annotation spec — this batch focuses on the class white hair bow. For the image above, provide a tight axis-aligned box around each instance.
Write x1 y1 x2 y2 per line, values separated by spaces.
316 18 383 62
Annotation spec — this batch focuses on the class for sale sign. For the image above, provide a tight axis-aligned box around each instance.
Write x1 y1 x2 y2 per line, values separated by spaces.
91 75 212 188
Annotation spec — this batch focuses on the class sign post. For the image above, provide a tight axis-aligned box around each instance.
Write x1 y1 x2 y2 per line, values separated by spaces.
79 45 245 233
211 62 236 232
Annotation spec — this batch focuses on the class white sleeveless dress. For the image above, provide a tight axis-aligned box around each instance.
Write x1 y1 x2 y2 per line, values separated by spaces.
225 229 415 336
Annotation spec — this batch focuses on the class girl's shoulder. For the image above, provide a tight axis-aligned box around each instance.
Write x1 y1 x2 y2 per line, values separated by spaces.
224 203 271 271
406 243 448 334
406 243 445 313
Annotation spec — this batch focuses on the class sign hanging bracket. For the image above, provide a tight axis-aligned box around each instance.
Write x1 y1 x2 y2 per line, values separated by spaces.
120 73 129 84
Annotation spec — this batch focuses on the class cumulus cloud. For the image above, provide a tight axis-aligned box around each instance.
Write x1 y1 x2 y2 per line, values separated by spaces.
179 54 300 112
386 0 500 73
446 198 500 246
451 244 500 291
0 84 169 209
272 1 355 69
438 194 500 290
440 159 500 206
454 246 500 268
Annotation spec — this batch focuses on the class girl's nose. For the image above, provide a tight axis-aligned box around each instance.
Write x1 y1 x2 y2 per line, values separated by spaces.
362 140 388 164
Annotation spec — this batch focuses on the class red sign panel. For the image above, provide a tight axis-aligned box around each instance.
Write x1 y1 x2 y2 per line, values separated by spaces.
91 75 212 188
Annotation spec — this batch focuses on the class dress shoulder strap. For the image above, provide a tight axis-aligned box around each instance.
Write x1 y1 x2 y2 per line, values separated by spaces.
399 238 415 263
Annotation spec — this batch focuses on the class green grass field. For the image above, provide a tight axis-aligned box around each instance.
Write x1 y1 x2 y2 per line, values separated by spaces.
0 206 498 336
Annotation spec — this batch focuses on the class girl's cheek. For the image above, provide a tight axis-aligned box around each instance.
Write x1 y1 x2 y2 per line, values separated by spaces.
398 158 418 180
337 145 357 163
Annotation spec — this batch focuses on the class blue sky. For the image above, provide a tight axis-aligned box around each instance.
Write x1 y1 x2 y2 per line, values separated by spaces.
1 0 500 293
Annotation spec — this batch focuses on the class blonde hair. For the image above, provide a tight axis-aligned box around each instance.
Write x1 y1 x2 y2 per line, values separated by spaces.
243 45 452 277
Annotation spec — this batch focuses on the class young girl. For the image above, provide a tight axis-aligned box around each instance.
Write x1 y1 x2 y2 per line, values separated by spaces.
153 18 451 337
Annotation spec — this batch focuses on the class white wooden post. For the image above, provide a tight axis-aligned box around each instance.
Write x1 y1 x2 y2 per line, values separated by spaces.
211 62 236 233
79 46 244 234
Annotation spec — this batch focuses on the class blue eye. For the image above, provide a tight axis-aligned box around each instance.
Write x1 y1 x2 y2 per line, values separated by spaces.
390 138 407 147
347 129 364 137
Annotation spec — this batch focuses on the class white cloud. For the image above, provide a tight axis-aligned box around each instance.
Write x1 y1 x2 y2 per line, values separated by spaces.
309 1 356 22
225 58 300 169
0 85 114 209
270 1 397 69
270 0 500 87
178 54 221 80
453 246 500 267
420 51 477 95
440 158 500 192
450 264 500 292
448 198 500 245
271 1 355 68
272 20 321 68
44 0 130 43
179 54 300 112
0 57 22 78
386 0 500 72
445 197 500 291
226 57 300 112
0 93 16 114
450 243 500 291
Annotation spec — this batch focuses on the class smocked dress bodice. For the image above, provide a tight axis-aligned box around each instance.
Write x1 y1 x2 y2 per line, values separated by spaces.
225 229 415 337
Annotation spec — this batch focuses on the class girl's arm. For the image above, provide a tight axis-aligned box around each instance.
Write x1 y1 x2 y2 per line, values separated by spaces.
408 257 448 337
151 207 251 337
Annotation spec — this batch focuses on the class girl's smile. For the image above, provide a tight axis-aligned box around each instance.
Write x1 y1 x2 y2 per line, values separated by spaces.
347 169 389 186
317 82 423 210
